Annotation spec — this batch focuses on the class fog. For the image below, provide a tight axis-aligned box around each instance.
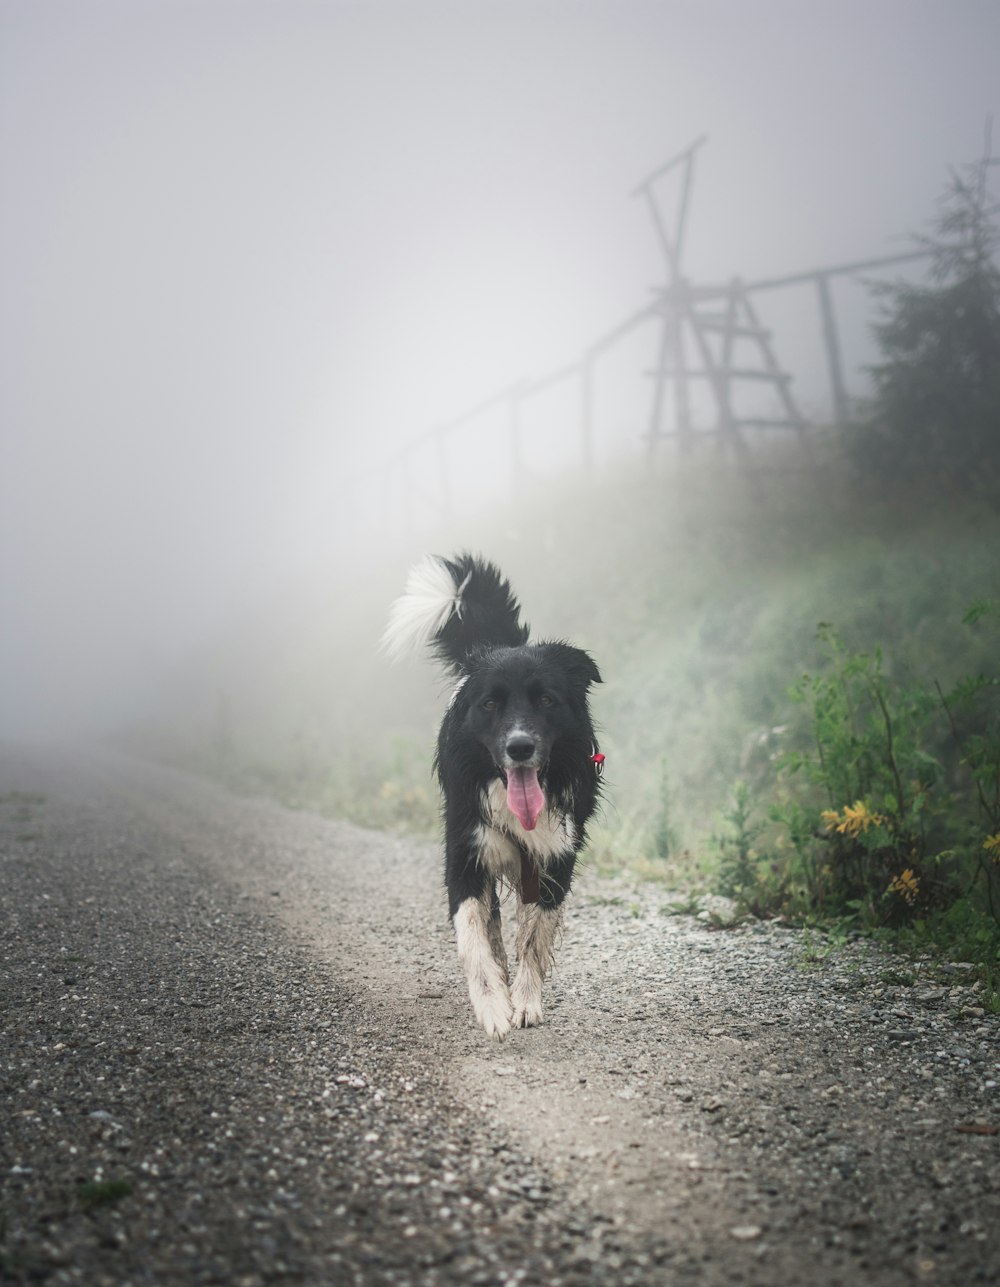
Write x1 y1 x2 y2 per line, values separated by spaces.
2 0 998 739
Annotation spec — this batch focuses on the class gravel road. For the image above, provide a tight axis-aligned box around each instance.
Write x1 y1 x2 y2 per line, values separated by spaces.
1 744 998 1285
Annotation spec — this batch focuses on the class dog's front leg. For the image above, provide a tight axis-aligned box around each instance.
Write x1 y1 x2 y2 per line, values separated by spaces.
453 892 513 1040
510 852 574 1028
444 802 513 1040
486 884 509 983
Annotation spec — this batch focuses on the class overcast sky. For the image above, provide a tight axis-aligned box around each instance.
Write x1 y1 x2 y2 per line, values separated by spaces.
2 0 998 735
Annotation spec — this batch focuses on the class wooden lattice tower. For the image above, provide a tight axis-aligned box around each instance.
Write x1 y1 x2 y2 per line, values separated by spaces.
634 137 807 458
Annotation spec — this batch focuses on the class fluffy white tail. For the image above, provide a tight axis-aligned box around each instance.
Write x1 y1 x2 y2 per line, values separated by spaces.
380 555 469 661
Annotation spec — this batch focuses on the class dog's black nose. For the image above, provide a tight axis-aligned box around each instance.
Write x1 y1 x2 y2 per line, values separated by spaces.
505 735 536 763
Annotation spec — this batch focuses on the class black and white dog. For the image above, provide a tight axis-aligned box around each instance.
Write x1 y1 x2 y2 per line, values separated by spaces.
383 554 603 1040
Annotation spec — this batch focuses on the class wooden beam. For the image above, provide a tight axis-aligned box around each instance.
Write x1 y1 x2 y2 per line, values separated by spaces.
642 186 681 278
815 273 850 426
643 367 794 382
740 291 807 434
674 145 698 267
631 134 709 196
745 248 931 294
695 318 772 339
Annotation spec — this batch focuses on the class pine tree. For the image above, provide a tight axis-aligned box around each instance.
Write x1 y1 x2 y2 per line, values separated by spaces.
858 137 1000 489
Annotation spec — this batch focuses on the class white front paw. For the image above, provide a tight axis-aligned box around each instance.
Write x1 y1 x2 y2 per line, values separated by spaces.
510 975 544 1028
471 985 513 1041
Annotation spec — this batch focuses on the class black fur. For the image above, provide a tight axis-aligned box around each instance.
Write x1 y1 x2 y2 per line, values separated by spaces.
431 554 530 673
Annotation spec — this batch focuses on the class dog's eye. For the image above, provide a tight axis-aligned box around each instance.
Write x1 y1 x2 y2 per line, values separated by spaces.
482 699 498 711
539 693 554 707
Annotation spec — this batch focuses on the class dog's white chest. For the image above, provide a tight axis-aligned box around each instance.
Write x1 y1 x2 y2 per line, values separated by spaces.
475 778 576 880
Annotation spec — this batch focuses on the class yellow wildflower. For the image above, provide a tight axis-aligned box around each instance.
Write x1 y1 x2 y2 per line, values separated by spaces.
888 868 920 904
834 800 886 838
984 833 1000 863
820 809 841 832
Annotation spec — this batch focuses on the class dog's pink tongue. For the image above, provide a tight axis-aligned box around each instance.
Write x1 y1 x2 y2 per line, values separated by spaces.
507 766 545 831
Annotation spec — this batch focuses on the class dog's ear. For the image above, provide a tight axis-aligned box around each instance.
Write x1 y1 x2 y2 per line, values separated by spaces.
538 642 602 689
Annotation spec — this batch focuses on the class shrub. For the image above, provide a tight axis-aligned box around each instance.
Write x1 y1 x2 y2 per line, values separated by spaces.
768 615 1000 951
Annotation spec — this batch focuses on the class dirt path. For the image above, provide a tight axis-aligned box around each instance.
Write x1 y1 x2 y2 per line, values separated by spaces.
1 744 997 1284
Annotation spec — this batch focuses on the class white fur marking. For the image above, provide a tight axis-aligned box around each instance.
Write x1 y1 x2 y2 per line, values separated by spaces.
380 555 464 660
452 568 472 615
453 897 512 1041
482 778 575 863
447 674 470 709
473 821 520 883
511 903 562 1028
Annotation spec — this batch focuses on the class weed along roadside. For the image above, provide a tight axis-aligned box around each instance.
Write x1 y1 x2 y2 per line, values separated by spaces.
711 612 1000 1003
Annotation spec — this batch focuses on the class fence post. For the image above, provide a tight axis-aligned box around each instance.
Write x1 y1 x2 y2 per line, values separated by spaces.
815 272 850 426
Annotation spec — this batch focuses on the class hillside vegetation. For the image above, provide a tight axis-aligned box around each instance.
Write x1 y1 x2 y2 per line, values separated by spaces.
136 444 999 970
